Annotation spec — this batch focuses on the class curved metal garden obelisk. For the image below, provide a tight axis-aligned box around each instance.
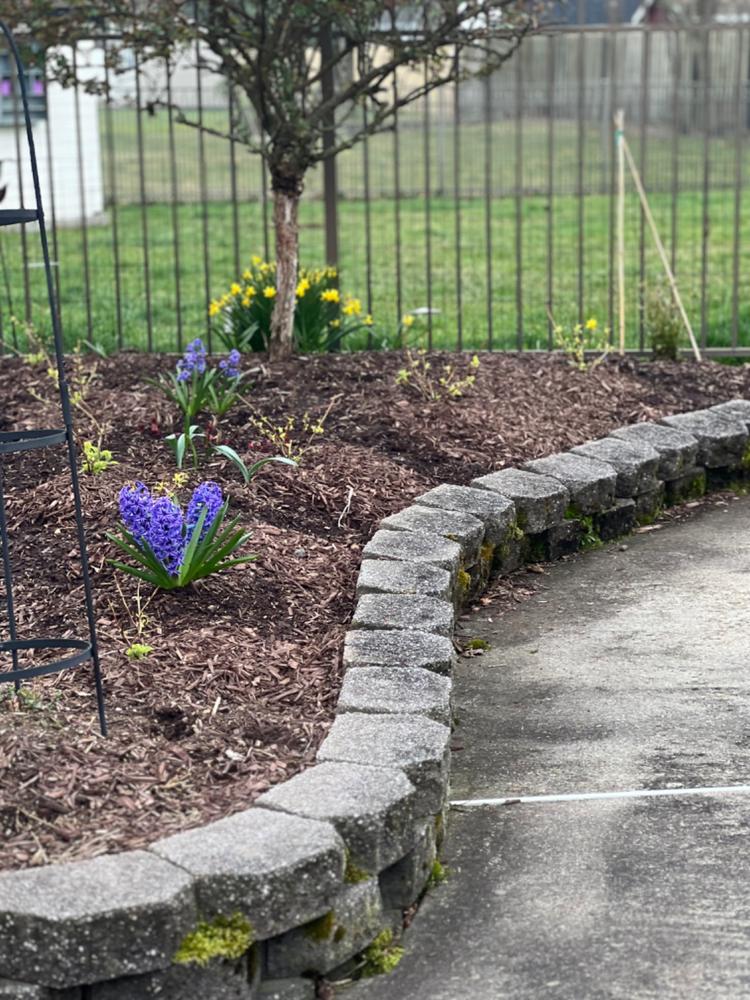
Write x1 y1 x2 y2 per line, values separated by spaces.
0 21 106 735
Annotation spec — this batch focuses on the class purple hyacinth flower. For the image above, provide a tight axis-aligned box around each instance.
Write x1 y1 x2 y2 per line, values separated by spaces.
218 349 242 380
144 495 185 576
186 481 223 544
118 481 152 543
176 338 208 382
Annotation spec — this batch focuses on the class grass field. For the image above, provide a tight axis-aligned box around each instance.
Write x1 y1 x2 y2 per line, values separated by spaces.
1 109 749 355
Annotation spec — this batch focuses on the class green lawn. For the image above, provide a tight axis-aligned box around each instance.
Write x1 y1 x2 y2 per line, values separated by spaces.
1 108 748 355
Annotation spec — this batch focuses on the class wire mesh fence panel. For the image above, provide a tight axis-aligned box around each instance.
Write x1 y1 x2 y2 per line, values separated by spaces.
0 25 749 355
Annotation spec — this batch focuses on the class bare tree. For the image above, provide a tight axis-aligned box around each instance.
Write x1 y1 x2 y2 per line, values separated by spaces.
6 1 539 358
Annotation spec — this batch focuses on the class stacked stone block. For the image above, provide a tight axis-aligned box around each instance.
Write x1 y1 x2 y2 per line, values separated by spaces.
609 422 703 507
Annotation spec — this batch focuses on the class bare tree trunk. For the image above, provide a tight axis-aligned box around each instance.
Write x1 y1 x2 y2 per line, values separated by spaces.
269 183 301 361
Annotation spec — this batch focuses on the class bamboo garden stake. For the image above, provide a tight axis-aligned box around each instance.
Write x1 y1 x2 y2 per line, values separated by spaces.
613 109 702 362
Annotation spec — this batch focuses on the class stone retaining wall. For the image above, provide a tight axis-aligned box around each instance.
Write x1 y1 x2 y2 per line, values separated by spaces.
2 401 750 1000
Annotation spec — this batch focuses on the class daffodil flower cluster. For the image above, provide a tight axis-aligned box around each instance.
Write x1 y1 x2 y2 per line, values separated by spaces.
209 257 375 354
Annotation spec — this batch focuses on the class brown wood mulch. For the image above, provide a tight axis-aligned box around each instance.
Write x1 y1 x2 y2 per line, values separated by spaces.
1 349 749 871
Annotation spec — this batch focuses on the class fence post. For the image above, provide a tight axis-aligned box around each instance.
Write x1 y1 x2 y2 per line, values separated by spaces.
320 26 339 270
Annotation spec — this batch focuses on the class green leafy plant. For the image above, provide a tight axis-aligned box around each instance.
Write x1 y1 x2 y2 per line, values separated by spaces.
552 314 609 372
646 285 681 361
395 317 480 401
108 481 255 590
81 440 117 476
249 400 334 463
211 258 375 354
125 642 154 660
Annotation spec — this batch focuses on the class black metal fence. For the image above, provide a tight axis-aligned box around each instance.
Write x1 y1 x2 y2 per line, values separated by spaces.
1 21 750 355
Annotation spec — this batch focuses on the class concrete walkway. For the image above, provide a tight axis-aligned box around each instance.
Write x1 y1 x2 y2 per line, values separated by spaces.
349 496 750 999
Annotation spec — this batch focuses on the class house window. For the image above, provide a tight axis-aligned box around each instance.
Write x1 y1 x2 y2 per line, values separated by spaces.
0 49 47 127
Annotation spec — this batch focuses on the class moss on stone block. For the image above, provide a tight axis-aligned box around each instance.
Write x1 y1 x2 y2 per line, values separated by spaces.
302 911 336 942
361 930 404 978
174 914 254 968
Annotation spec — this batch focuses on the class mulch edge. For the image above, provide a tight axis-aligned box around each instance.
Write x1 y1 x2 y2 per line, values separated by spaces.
1 399 748 997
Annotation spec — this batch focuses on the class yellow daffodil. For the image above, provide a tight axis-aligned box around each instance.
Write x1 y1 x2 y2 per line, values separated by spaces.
296 278 311 298
263 286 277 299
363 314 374 326
243 269 252 280
251 255 262 266
343 297 362 316
330 319 341 328
230 282 241 296
208 300 221 317
402 314 415 328
321 288 340 303
585 317 598 331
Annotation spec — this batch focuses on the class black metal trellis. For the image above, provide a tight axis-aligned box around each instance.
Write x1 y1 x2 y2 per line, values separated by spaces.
0 21 106 735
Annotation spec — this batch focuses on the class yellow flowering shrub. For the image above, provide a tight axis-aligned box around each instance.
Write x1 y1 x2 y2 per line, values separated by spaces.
210 258 374 354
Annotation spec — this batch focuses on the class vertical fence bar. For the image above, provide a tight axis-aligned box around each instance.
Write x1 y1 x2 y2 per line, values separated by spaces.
546 34 555 349
393 70 404 333
43 65 61 321
165 58 183 351
103 45 124 351
514 51 523 350
133 51 153 350
11 61 31 329
700 26 711 350
72 46 93 343
321 27 339 273
453 50 463 351
607 24 619 337
670 29 681 275
228 86 241 277
194 40 212 348
260 154 270 261
731 29 745 350
361 104 374 341
484 66 493 351
576 23 585 322
423 64 433 348
637 30 650 350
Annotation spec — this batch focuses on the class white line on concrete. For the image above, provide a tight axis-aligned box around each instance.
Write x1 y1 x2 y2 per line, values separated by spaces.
451 783 750 808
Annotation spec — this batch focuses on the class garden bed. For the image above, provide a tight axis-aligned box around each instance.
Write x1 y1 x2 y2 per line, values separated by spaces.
1 349 749 872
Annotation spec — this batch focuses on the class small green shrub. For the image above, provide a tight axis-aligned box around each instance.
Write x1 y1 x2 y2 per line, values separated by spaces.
82 440 117 476
646 286 681 360
552 316 608 372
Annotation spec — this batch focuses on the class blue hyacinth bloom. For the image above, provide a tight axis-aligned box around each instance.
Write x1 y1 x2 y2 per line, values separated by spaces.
144 495 185 576
176 338 208 382
118 481 152 543
218 349 242 379
186 481 223 544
